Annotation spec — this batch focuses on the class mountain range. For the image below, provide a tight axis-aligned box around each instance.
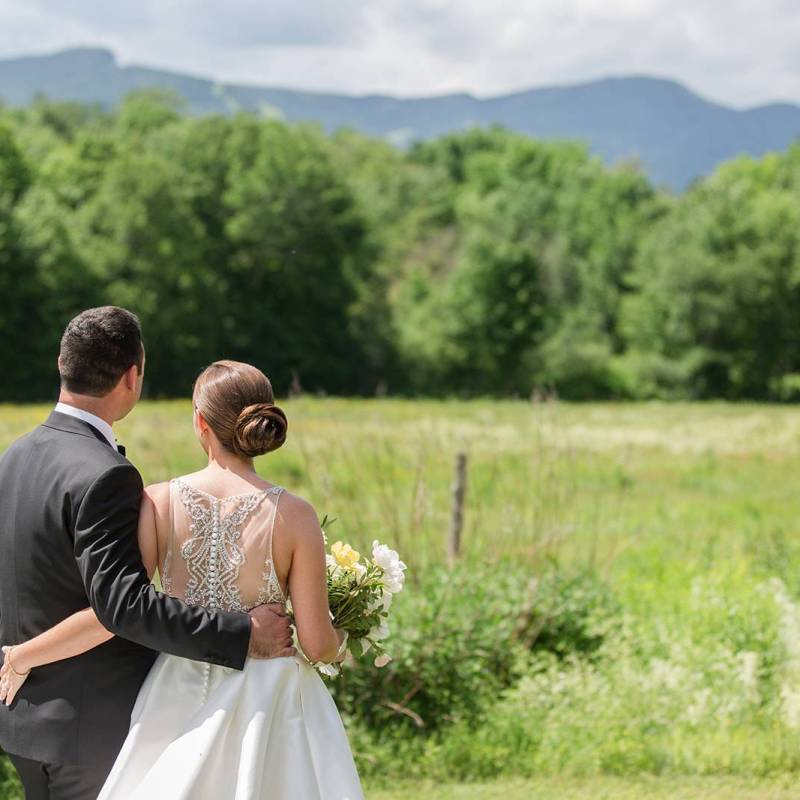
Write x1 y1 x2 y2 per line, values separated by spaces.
1 47 799 190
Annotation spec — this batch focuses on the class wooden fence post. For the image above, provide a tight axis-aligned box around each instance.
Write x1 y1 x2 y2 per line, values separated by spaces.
448 452 467 567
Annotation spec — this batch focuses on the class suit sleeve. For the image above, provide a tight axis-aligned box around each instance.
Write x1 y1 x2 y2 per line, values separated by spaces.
73 462 251 670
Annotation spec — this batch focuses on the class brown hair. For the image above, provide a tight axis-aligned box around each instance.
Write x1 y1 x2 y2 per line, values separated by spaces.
59 306 144 397
193 360 287 458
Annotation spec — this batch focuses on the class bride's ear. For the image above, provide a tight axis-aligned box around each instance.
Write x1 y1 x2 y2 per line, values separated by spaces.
194 408 210 436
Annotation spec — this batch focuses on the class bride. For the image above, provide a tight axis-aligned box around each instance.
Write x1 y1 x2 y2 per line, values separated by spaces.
0 360 364 800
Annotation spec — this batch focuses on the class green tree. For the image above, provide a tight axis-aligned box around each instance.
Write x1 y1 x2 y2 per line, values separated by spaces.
0 123 56 400
392 131 656 397
222 119 367 394
621 146 800 399
74 145 215 394
116 90 183 138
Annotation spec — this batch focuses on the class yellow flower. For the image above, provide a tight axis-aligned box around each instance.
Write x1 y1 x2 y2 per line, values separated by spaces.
331 541 360 570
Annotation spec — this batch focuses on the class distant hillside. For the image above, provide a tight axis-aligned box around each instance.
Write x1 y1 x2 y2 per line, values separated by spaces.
2 47 799 189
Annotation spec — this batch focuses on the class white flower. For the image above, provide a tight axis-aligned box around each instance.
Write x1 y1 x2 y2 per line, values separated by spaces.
317 662 340 678
382 573 404 594
371 541 406 577
685 687 711 726
352 561 367 578
740 651 759 692
372 541 407 594
367 589 393 614
374 653 392 668
783 685 800 728
369 620 390 641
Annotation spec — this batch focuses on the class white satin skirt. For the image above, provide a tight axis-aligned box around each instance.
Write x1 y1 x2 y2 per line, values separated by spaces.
97 653 364 800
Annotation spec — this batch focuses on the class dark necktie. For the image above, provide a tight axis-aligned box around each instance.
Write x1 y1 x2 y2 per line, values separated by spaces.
117 444 127 457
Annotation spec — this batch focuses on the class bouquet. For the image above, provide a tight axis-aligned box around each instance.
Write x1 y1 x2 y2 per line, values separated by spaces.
305 518 407 677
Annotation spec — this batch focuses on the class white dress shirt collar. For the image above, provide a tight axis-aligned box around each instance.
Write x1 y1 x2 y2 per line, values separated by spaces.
54 402 117 449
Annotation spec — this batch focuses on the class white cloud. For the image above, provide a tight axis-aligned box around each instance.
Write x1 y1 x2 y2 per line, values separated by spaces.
163 1 369 47
0 0 797 107
26 0 154 32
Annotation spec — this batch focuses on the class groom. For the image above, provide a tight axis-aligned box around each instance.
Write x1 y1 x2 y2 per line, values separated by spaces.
0 307 295 800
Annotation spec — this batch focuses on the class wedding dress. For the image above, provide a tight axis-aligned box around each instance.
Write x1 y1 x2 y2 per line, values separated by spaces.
98 478 364 800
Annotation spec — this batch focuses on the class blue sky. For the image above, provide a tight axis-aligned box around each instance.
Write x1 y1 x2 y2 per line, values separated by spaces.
0 0 797 107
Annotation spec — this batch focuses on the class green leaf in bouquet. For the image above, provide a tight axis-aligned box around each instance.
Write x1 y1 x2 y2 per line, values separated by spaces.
319 513 337 530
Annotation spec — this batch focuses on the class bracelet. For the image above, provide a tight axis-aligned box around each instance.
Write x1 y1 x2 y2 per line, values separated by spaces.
5 647 30 678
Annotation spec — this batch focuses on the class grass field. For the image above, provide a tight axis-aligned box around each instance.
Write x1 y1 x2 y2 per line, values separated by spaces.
371 776 800 799
3 399 800 798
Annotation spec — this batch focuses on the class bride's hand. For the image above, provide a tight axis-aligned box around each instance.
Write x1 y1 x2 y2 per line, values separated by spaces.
0 646 30 706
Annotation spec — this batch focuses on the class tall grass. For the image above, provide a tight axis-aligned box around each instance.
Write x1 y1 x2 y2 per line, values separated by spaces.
4 399 800 791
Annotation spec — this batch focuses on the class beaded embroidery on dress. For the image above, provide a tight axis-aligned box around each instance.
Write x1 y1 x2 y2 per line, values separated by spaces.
160 478 286 612
98 475 364 800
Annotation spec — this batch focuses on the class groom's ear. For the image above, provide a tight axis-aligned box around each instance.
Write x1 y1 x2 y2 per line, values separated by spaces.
122 363 139 392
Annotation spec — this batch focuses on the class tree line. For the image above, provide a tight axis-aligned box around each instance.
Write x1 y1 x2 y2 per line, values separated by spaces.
1 91 799 402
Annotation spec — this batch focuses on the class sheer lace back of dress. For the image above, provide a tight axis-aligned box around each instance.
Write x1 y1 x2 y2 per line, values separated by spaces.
161 478 286 613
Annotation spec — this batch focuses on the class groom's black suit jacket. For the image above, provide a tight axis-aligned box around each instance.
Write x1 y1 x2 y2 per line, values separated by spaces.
0 411 252 768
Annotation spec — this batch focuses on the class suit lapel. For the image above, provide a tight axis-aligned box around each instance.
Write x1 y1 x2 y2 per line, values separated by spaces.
42 410 116 451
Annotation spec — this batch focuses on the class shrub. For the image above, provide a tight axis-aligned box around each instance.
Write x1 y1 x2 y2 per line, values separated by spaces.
333 561 620 781
0 751 21 800
413 573 795 782
514 569 620 659
331 562 531 737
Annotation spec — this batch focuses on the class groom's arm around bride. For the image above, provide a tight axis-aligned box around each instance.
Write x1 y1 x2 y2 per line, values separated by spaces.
0 306 292 800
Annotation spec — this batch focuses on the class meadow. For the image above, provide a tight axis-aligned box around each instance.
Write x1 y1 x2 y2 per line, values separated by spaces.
4 398 800 799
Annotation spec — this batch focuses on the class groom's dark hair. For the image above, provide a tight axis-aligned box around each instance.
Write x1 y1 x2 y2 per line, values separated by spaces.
59 306 144 397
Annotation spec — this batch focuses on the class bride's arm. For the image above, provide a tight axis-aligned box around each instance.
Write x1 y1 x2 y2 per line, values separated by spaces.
0 489 161 705
285 499 345 664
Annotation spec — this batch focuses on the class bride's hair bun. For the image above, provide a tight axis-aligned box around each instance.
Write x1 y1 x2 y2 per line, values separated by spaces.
192 360 288 458
233 402 288 457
